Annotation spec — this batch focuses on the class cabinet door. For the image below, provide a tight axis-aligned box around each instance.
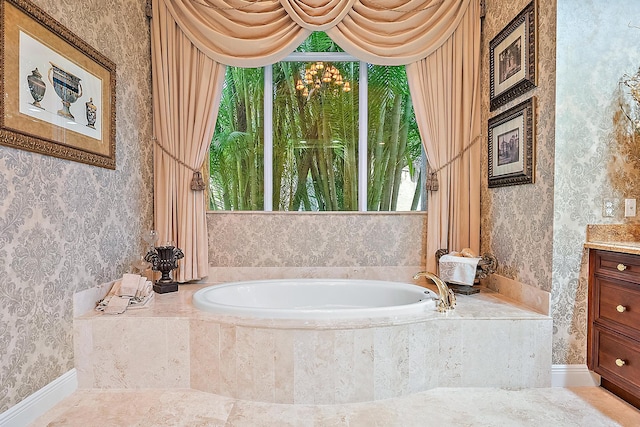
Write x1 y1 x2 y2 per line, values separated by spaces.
592 327 640 397
593 250 640 283
596 278 640 335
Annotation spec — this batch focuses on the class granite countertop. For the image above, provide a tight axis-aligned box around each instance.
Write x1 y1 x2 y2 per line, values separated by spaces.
584 224 640 255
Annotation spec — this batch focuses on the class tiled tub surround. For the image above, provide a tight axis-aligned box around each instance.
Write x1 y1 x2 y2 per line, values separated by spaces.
74 285 552 405
484 275 551 316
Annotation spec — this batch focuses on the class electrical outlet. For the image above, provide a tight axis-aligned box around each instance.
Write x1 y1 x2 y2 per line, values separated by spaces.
603 198 617 217
625 198 637 217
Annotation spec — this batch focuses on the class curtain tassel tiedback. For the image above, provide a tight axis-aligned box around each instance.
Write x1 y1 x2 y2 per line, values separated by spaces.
427 134 484 192
153 136 206 192
426 171 439 192
190 171 206 191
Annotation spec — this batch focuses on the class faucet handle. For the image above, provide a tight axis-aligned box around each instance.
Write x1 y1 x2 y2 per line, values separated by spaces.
413 271 456 312
446 288 457 309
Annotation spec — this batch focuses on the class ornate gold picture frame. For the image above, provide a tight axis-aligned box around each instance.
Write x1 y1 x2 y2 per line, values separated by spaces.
488 97 535 188
0 0 116 168
489 1 537 111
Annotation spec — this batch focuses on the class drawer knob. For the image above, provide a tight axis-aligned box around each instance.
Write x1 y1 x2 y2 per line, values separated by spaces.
615 358 626 367
617 263 627 271
616 305 627 313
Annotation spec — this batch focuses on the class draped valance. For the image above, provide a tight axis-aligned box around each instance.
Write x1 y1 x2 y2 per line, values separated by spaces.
160 0 472 66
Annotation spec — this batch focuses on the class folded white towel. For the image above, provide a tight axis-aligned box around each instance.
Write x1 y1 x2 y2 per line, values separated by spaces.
103 295 130 314
128 292 154 310
118 273 141 297
439 254 482 286
96 274 154 313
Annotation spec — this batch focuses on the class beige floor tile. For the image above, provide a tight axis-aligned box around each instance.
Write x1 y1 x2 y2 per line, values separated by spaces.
567 387 640 427
30 387 640 427
30 390 159 427
133 389 235 427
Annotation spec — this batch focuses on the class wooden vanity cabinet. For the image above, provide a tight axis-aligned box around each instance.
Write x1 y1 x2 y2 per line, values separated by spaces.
588 249 640 409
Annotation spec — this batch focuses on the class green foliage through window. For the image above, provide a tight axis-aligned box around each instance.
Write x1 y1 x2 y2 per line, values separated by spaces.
209 32 425 211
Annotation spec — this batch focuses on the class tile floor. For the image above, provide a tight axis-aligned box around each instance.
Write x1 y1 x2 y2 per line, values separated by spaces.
31 386 640 426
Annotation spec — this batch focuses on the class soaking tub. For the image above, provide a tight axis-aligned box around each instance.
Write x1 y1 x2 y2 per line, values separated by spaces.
192 278 438 319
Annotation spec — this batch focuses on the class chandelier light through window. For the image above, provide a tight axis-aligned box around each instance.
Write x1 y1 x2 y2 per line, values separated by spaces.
295 62 351 98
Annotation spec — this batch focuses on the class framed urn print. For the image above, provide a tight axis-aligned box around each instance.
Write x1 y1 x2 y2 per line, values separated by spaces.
489 1 536 111
488 97 535 188
0 0 116 168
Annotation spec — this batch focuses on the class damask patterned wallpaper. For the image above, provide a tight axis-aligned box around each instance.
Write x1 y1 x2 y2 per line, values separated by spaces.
0 0 153 412
481 2 556 295
481 0 557 357
553 0 640 364
208 212 427 268
483 0 640 366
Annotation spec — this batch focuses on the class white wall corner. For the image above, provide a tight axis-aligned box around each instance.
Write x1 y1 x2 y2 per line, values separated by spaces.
551 364 600 387
0 369 77 427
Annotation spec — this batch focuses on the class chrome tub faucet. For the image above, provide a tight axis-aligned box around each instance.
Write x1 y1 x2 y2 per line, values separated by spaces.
413 271 456 312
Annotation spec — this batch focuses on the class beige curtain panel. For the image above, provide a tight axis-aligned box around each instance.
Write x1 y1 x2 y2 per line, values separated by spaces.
152 0 226 282
161 0 471 66
406 0 481 272
152 0 480 282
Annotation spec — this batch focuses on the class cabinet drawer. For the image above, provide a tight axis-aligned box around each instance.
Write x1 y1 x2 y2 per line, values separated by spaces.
593 251 640 283
598 279 640 334
594 328 640 393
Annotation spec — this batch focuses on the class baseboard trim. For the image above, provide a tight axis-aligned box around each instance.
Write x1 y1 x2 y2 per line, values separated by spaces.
0 369 77 427
551 364 600 387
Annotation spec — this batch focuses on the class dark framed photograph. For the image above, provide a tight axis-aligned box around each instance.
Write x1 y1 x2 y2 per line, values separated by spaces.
488 97 535 188
489 1 536 111
0 0 116 168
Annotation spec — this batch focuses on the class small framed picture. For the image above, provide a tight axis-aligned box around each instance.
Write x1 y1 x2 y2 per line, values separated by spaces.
489 1 536 111
487 97 535 188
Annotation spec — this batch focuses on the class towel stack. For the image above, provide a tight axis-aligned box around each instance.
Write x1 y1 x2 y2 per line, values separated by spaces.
96 274 154 314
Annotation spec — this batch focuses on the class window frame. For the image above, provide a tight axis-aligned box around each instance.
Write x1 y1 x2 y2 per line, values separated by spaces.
211 51 426 212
